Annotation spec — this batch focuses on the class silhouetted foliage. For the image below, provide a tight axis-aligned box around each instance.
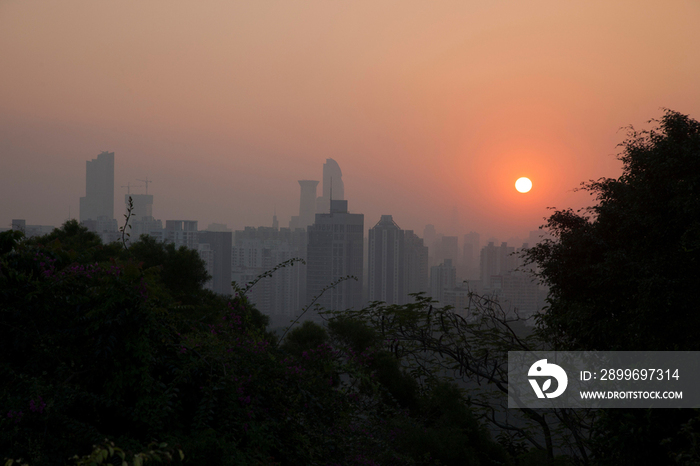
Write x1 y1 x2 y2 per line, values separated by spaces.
525 109 700 352
280 320 329 358
1 226 508 465
523 110 700 465
126 235 211 303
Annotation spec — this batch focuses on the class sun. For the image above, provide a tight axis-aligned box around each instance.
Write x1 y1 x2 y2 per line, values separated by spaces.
515 177 532 193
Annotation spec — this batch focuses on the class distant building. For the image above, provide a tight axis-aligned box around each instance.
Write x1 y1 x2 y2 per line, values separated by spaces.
79 151 117 243
368 215 429 305
11 219 54 238
162 220 198 249
462 231 480 280
480 242 517 288
477 241 544 317
404 230 429 299
198 230 233 296
81 217 119 244
298 180 319 229
80 151 115 224
316 158 345 214
306 200 364 319
197 243 215 292
129 217 163 243
123 194 162 244
232 226 307 326
437 235 459 264
127 194 153 220
442 286 473 317
368 215 403 304
430 259 457 304
206 223 231 232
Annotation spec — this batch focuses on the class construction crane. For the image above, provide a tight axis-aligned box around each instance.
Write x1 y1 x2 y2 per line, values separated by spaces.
121 182 143 195
137 177 152 194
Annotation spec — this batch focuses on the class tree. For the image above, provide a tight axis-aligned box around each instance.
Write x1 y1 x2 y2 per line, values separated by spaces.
126 235 211 303
523 109 700 465
525 109 700 352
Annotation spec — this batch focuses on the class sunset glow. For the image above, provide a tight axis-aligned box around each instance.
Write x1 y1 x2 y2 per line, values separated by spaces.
1 1 699 240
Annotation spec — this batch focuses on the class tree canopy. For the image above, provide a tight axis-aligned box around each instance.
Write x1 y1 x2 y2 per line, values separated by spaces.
525 109 700 351
1 224 507 465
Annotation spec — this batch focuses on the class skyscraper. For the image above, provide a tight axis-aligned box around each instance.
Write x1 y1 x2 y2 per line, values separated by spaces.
298 180 319 229
368 216 429 305
162 220 199 249
430 259 457 304
80 151 115 223
316 158 344 213
198 230 233 296
306 200 364 318
403 230 429 299
368 215 403 304
232 226 306 327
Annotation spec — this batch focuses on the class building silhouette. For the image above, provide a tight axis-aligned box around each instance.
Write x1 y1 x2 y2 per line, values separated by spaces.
232 226 307 326
80 151 115 223
368 215 429 305
368 215 403 304
437 235 459 264
462 231 480 280
403 230 429 300
316 158 344 213
480 241 517 288
306 200 364 319
298 180 319 229
430 259 457 304
476 241 544 316
11 219 54 238
198 230 233 296
159 220 199 249
79 151 117 242
124 193 163 243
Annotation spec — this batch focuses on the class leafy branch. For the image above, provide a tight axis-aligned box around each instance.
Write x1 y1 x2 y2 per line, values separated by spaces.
233 257 306 297
119 195 134 250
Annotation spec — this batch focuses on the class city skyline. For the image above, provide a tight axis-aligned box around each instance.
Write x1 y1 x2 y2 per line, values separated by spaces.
3 1 700 239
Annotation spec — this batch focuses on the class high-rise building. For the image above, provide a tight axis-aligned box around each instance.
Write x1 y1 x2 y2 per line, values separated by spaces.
298 180 319 229
403 230 429 299
11 219 54 238
438 236 459 264
462 231 480 279
232 226 307 326
368 216 429 305
80 151 115 223
368 215 403 304
430 259 457 304
480 241 516 288
316 158 345 213
306 200 364 319
162 220 198 249
198 230 233 296
197 243 215 292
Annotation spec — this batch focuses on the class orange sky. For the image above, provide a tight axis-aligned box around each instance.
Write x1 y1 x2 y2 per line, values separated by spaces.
2 0 700 241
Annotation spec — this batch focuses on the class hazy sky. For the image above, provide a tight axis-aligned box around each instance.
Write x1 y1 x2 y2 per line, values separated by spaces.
2 0 700 240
